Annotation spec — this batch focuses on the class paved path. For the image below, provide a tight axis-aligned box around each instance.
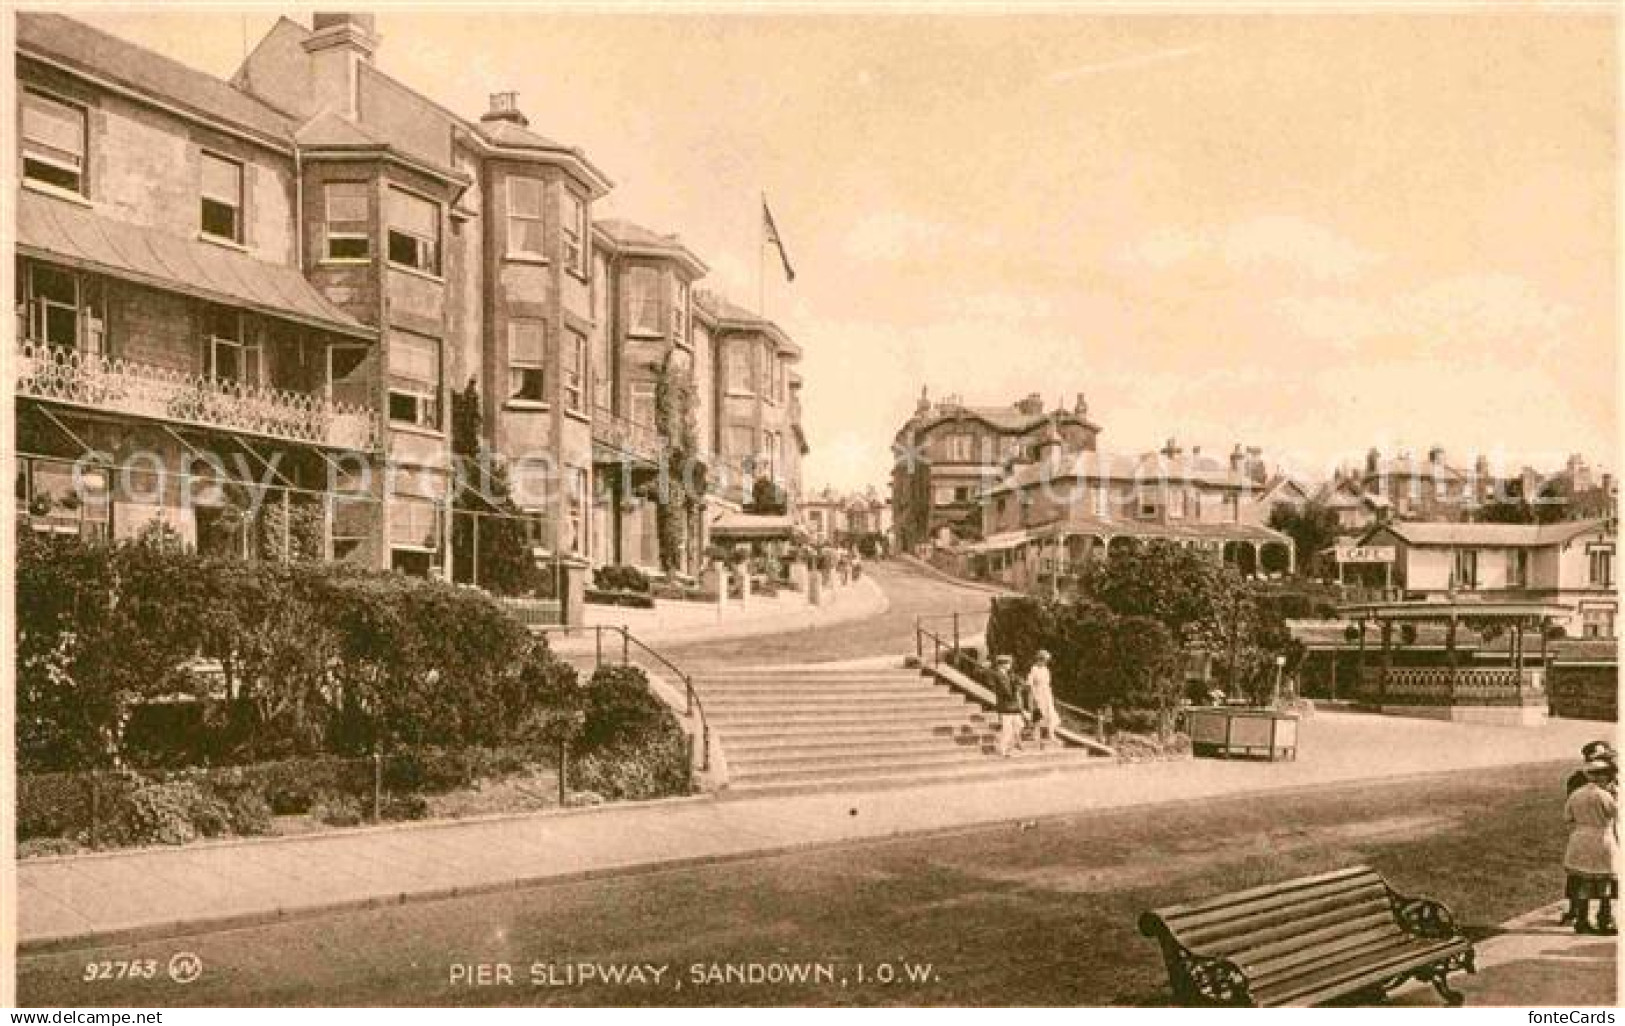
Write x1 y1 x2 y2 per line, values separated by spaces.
1390 902 1617 1007
656 558 997 667
16 710 1608 953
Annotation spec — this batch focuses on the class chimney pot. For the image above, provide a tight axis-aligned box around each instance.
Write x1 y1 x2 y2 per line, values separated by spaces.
482 90 529 127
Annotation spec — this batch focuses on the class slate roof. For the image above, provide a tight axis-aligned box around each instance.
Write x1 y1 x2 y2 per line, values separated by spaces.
594 219 708 274
1366 519 1611 548
17 12 295 145
19 190 371 338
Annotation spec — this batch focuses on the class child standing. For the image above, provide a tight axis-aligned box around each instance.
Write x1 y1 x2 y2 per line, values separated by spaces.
1565 759 1619 935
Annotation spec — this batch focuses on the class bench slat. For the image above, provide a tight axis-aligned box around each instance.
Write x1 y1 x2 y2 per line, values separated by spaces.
1166 875 1387 934
1244 923 1413 981
1206 906 1399 960
1152 865 1376 920
1254 938 1469 1007
1176 882 1390 947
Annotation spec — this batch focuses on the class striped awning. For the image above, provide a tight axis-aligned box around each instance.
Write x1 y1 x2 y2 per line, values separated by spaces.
19 189 373 339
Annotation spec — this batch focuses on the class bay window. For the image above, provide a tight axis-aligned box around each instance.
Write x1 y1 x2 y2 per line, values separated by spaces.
508 177 545 259
628 266 662 336
324 182 370 260
672 278 689 346
563 190 587 275
630 382 657 429
388 329 440 428
564 329 586 413
387 186 440 274
508 320 547 403
726 342 752 394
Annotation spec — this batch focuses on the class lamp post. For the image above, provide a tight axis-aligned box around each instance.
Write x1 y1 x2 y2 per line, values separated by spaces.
1272 654 1286 707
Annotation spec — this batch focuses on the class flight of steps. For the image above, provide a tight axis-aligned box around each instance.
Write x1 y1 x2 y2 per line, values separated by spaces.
693 666 1106 796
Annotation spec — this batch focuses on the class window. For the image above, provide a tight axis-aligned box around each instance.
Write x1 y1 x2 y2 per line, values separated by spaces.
508 320 546 403
388 330 440 428
944 434 974 462
1137 492 1159 519
728 426 755 460
200 152 243 242
508 177 545 259
592 331 612 413
564 330 586 413
324 182 370 260
563 190 587 275
1167 490 1187 519
726 342 753 394
1454 548 1479 590
389 496 440 552
672 279 689 346
21 90 86 194
1506 548 1529 589
567 467 588 554
27 265 80 349
387 186 439 274
933 485 957 506
205 308 261 385
1583 607 1616 640
630 382 657 429
508 462 552 511
25 460 109 537
1093 487 1110 517
1590 548 1614 587
628 267 662 336
326 344 370 407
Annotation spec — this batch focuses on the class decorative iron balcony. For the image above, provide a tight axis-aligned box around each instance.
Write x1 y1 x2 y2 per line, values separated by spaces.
16 340 379 451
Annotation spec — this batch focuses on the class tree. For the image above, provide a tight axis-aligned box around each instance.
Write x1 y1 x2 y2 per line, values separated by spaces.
1268 500 1339 577
1110 616 1182 737
449 379 538 596
748 476 788 516
654 355 705 572
1477 498 1537 524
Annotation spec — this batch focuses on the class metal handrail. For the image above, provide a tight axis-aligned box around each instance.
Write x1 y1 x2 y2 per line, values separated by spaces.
535 624 709 771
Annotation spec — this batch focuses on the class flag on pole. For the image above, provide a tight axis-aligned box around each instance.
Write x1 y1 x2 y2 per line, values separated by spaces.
762 197 796 283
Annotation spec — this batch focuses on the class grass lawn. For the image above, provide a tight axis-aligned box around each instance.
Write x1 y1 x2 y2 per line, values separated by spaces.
17 760 1584 1007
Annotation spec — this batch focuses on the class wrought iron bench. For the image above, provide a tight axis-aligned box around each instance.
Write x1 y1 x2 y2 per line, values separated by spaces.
1138 865 1475 1007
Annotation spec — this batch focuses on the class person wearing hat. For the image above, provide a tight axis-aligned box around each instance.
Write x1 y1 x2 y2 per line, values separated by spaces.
1567 741 1618 796
1563 757 1619 935
1026 650 1059 750
991 654 1024 757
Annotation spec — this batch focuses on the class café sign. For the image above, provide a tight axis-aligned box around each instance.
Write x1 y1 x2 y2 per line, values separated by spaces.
1335 545 1395 564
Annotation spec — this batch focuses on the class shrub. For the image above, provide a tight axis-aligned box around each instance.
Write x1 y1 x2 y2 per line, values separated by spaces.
593 565 651 593
584 588 657 609
310 794 365 828
104 780 220 847
19 837 82 859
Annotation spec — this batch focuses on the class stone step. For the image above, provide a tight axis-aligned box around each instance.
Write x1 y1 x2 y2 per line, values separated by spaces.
722 750 1110 797
728 748 996 782
704 702 977 721
694 683 940 697
725 735 995 766
718 722 991 746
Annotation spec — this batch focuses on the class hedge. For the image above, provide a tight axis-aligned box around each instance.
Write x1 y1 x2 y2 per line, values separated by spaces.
17 531 576 771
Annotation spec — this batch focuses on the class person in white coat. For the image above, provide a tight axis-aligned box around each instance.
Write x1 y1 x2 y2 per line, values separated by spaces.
1027 650 1058 750
1565 759 1619 935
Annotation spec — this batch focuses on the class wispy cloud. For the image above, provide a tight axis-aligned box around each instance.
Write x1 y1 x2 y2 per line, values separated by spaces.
1047 45 1207 83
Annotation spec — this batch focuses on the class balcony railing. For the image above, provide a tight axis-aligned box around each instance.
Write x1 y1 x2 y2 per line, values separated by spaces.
591 409 663 465
1358 666 1547 707
17 340 379 451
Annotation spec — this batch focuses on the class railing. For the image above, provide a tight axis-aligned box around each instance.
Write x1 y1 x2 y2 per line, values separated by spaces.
1358 666 1547 707
16 340 379 450
914 614 965 668
591 410 663 464
535 624 709 772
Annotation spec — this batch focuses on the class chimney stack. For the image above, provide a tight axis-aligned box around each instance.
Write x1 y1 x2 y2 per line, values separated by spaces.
1074 392 1089 418
1428 445 1445 466
482 90 530 128
1230 444 1247 473
303 13 379 119
1161 437 1183 460
1366 447 1380 475
1015 393 1043 416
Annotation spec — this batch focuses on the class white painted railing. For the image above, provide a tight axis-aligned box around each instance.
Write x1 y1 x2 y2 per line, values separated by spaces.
16 340 378 450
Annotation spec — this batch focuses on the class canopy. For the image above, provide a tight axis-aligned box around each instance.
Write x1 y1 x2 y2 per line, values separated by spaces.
709 512 800 541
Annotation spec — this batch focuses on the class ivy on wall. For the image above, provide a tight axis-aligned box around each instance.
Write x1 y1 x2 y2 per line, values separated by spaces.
653 354 705 572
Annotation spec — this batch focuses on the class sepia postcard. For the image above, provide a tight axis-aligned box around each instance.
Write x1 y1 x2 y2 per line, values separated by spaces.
1 1 1619 1013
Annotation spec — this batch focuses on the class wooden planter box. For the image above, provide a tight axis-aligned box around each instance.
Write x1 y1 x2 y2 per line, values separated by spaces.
1187 706 1299 761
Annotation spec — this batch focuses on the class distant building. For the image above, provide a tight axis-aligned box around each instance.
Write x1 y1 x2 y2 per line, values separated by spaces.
800 486 891 546
890 388 1099 550
1356 518 1617 638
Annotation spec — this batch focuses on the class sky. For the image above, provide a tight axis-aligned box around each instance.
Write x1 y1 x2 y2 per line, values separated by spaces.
67 4 1618 492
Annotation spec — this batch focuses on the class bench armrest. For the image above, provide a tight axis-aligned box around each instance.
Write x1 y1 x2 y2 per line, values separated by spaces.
1139 913 1254 1006
1390 893 1461 939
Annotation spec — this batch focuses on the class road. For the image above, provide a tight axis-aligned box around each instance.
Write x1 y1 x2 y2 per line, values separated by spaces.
17 761 1594 1007
660 557 1002 666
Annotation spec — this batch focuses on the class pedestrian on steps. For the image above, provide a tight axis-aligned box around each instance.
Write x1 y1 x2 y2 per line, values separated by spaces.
992 654 1024 757
1027 649 1058 750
